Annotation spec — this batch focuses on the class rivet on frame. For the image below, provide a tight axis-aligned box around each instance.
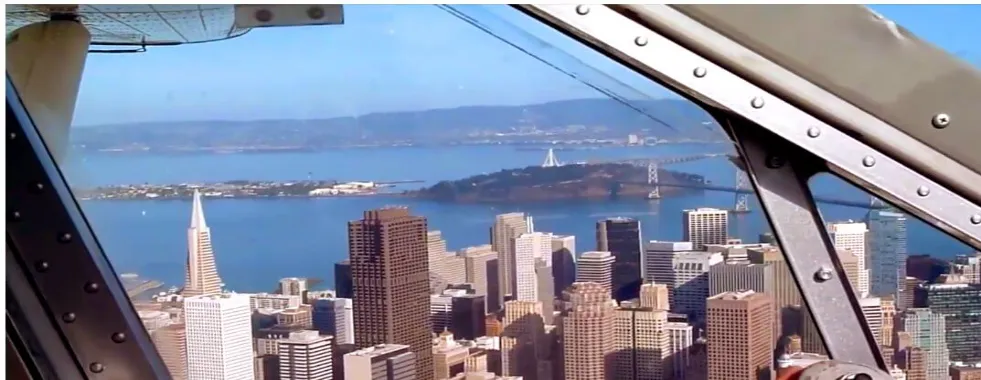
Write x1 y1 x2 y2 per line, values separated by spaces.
35 261 50 272
862 156 876 167
693 67 707 78
62 312 77 323
10 211 22 221
932 113 950 129
751 97 765 109
916 186 930 197
634 36 648 46
971 214 981 225
89 362 105 373
57 232 72 243
806 127 821 138
84 282 100 293
111 332 127 343
815 267 834 282
31 182 44 192
9 132 16 140
575 5 590 15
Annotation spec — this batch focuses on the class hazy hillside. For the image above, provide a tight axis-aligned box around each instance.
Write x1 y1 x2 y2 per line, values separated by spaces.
71 98 719 151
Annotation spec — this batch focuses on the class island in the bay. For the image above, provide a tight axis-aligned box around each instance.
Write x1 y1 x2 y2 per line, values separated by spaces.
406 163 705 203
76 163 707 203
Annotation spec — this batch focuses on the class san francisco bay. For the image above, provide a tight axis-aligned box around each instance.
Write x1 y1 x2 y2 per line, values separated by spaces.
67 144 970 292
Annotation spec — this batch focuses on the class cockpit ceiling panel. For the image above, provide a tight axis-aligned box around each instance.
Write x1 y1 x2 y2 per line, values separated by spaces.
5 4 249 45
666 5 981 176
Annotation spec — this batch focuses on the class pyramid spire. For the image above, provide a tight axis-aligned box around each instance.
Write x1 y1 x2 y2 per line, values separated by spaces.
191 188 207 229
183 188 222 297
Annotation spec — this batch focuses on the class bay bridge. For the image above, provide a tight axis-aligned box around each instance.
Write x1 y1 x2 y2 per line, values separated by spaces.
543 148 887 211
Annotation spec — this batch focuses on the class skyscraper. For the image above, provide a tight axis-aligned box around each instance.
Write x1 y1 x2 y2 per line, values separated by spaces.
184 294 255 380
682 208 729 250
639 282 670 311
670 251 724 324
334 260 352 299
460 244 499 313
576 251 615 294
896 308 950 380
706 291 774 380
867 210 908 300
597 217 644 301
514 232 552 302
344 344 416 380
614 305 671 380
349 207 433 379
914 279 981 363
828 221 870 297
278 331 333 380
312 298 354 345
501 300 546 379
643 241 693 293
491 212 532 304
183 189 223 297
551 235 577 294
563 282 616 380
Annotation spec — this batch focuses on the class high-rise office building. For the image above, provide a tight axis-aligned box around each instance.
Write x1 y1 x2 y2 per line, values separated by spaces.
146 322 187 380
334 260 352 299
349 207 433 379
671 251 724 324
828 221 870 297
708 261 774 298
706 291 774 380
614 304 671 380
951 252 981 284
312 298 354 345
451 294 487 340
344 344 416 380
514 232 552 302
563 282 615 380
428 231 466 291
432 332 469 379
184 294 255 380
535 258 555 324
643 241 694 293
278 330 333 380
859 297 884 345
491 213 532 304
576 251 615 294
682 208 729 250
182 189 223 297
896 308 950 380
460 244 499 313
639 282 670 311
596 217 644 301
279 277 309 298
666 321 694 379
867 210 908 300
501 300 545 379
747 246 804 344
551 235 577 294
914 279 981 363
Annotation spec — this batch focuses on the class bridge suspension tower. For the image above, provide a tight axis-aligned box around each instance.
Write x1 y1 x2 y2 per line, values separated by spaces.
647 162 660 199
734 168 751 213
542 148 561 168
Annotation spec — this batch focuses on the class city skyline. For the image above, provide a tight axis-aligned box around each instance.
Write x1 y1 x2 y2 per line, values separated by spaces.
130 178 981 380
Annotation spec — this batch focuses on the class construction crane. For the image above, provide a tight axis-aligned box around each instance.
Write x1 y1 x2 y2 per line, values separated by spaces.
7 5 981 380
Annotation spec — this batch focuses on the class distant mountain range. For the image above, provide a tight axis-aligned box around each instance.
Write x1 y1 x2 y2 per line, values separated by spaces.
71 98 722 152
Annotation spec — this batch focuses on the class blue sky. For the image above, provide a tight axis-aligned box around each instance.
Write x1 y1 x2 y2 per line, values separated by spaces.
72 5 981 126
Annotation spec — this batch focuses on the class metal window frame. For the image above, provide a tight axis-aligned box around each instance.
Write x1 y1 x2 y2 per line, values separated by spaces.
516 3 981 369
6 75 171 379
